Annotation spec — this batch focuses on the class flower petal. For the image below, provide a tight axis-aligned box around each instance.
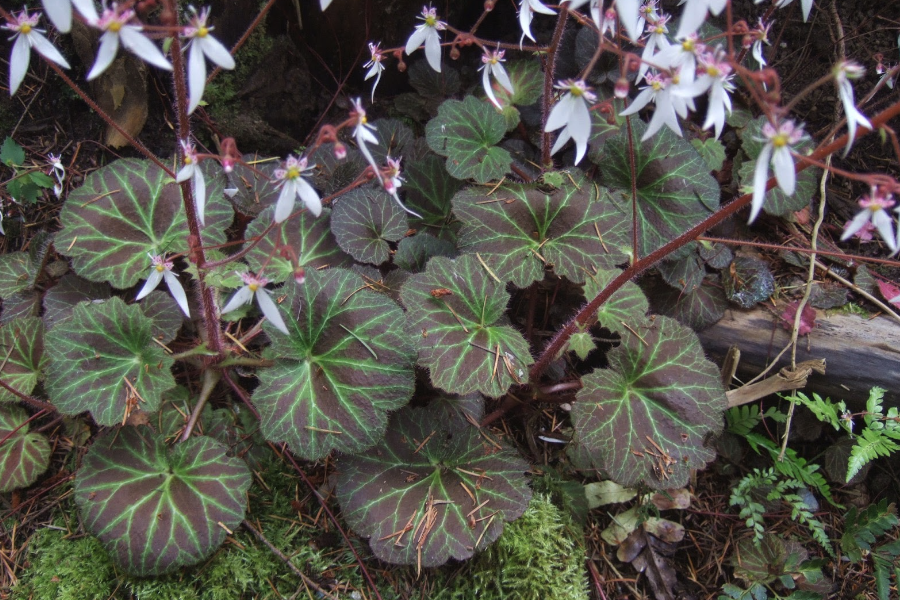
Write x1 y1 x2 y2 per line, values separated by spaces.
483 67 501 109
676 0 708 39
772 146 796 196
256 288 289 335
221 285 253 314
872 209 898 252
545 94 575 132
28 31 71 69
187 40 206 114
569 98 591 164
193 167 207 226
273 181 296 223
405 26 429 56
492 63 514 94
423 29 442 72
840 209 872 241
176 163 194 183
550 125 572 156
162 270 191 318
295 177 323 217
9 35 30 97
199 35 235 70
71 0 99 23
43 0 73 32
119 26 172 71
519 4 536 42
135 269 163 300
750 143 773 223
618 87 654 116
87 31 120 80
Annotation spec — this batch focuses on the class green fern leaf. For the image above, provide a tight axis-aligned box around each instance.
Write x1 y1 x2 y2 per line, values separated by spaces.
848 428 900 483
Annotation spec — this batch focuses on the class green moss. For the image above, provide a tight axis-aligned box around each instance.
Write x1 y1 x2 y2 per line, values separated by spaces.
431 493 589 600
202 14 274 112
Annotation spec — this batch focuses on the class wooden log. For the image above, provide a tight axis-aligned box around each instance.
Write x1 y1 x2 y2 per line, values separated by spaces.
697 307 900 408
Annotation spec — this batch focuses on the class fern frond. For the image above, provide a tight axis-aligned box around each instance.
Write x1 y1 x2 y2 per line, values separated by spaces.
848 428 900 483
786 391 846 431
727 405 762 437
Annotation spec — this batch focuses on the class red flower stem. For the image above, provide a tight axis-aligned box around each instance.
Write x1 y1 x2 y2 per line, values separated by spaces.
541 9 569 166
528 97 900 383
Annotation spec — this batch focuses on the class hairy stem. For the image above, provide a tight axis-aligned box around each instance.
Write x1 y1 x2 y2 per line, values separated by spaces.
541 9 569 166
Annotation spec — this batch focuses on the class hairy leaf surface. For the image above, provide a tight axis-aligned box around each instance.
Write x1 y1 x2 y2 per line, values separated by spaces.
0 405 50 492
583 268 649 334
403 154 463 242
0 317 46 403
74 428 251 575
332 188 408 265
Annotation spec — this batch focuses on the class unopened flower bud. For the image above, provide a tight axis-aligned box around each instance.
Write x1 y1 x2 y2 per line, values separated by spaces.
334 142 347 159
397 59 407 72
742 34 752 50
294 267 306 285
614 77 629 98
484 0 495 10
450 46 460 60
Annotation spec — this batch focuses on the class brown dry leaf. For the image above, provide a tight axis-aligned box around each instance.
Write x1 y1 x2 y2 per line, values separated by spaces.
629 529 678 600
648 488 692 510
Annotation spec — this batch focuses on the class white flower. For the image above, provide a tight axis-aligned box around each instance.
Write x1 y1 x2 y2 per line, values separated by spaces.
405 5 445 73
600 6 617 37
675 47 734 139
619 70 691 140
364 42 385 102
841 188 897 253
86 4 173 80
564 0 602 30
616 0 641 41
175 140 207 225
479 49 514 110
518 0 556 44
636 0 660 40
221 272 288 335
761 0 815 23
351 97 381 176
183 6 235 114
833 60 872 157
320 0 333 9
545 79 596 164
676 0 726 39
4 9 71 97
48 152 65 197
41 0 72 33
383 155 421 217
748 19 772 67
750 120 806 223
273 155 321 223
654 33 703 83
636 12 671 84
136 254 191 318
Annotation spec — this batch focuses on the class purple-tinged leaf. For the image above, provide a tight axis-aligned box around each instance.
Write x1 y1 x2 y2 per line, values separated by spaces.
454 177 631 287
140 289 185 344
0 290 40 323
583 267 649 334
252 269 415 460
367 119 415 165
658 254 704 293
45 297 175 426
698 242 733 269
74 428 250 576
336 403 531 567
647 276 728 331
0 252 32 299
0 317 46 403
722 256 775 308
570 316 726 488
394 233 457 272
400 255 533 397
0 405 50 492
403 154 463 242
42 273 111 330
332 188 408 265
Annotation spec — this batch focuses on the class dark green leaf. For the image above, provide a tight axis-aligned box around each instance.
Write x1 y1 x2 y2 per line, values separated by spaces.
737 116 818 216
408 59 460 98
485 60 543 107
45 297 176 426
252 269 415 460
569 331 596 360
603 119 719 257
0 252 35 299
426 97 512 184
658 254 704 292
336 403 531 567
570 316 726 488
245 205 352 284
722 256 775 308
219 155 280 217
648 276 728 331
453 177 631 287
394 233 457 272
55 159 232 289
403 154 463 242
74 428 251 576
699 242 733 269
691 138 726 172
0 291 40 323
588 101 626 163
140 289 184 344
583 267 649 334
0 317 46 403
0 405 50 492
331 188 408 265
0 137 25 166
368 119 415 165
43 274 112 330
400 255 533 397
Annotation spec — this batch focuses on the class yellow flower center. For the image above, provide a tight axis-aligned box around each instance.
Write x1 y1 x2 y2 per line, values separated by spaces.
108 21 122 33
707 65 720 77
361 115 368 124
20 23 32 34
651 81 662 91
772 133 789 148
286 166 300 179
248 283 259 292
154 264 165 272
198 26 208 37
425 16 436 27
570 86 584 97
654 25 664 34
682 39 694 52
490 57 499 65
184 156 193 165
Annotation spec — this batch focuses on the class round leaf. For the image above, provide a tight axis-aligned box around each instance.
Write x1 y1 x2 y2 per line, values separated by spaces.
367 119 415 165
394 233 457 272
331 188 408 265
647 276 728 331
336 403 531 567
252 269 415 460
400 255 533 397
55 159 232 289
403 154 463 242
245 205 351 283
425 97 512 184
603 120 719 258
0 317 46 403
570 316 726 488
0 404 51 492
0 252 34 299
482 60 543 108
722 256 775 308
74 428 251 576
583 268 649 334
454 178 631 287
45 297 176 426
42 273 111 330
140 289 184 344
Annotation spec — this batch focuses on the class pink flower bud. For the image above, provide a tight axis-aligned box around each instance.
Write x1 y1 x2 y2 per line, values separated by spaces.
294 267 306 285
334 142 347 159
614 77 629 99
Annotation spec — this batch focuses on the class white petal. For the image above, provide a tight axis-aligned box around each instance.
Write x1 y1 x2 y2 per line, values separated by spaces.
9 35 30 97
163 270 191 317
359 126 380 146
545 95 575 132
135 269 163 300
801 0 814 21
492 63 514 94
750 144 773 223
772 147 796 196
616 0 641 41
320 0 334 9
550 125 572 156
71 0 99 23
256 288 289 335
872 210 898 252
187 40 206 114
423 30 442 72
569 98 591 164
199 35 235 70
42 0 73 33
194 168 207 226
405 26 429 56
619 87 654 116
519 5 536 42
389 190 423 218
676 0 708 38
529 0 557 15
87 31 119 80
295 178 322 216
368 66 382 102
273 182 296 223
221 285 253 314
840 209 871 241
703 85 726 139
176 163 194 183
483 67 501 109
674 75 712 98
28 31 71 69
119 26 172 71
